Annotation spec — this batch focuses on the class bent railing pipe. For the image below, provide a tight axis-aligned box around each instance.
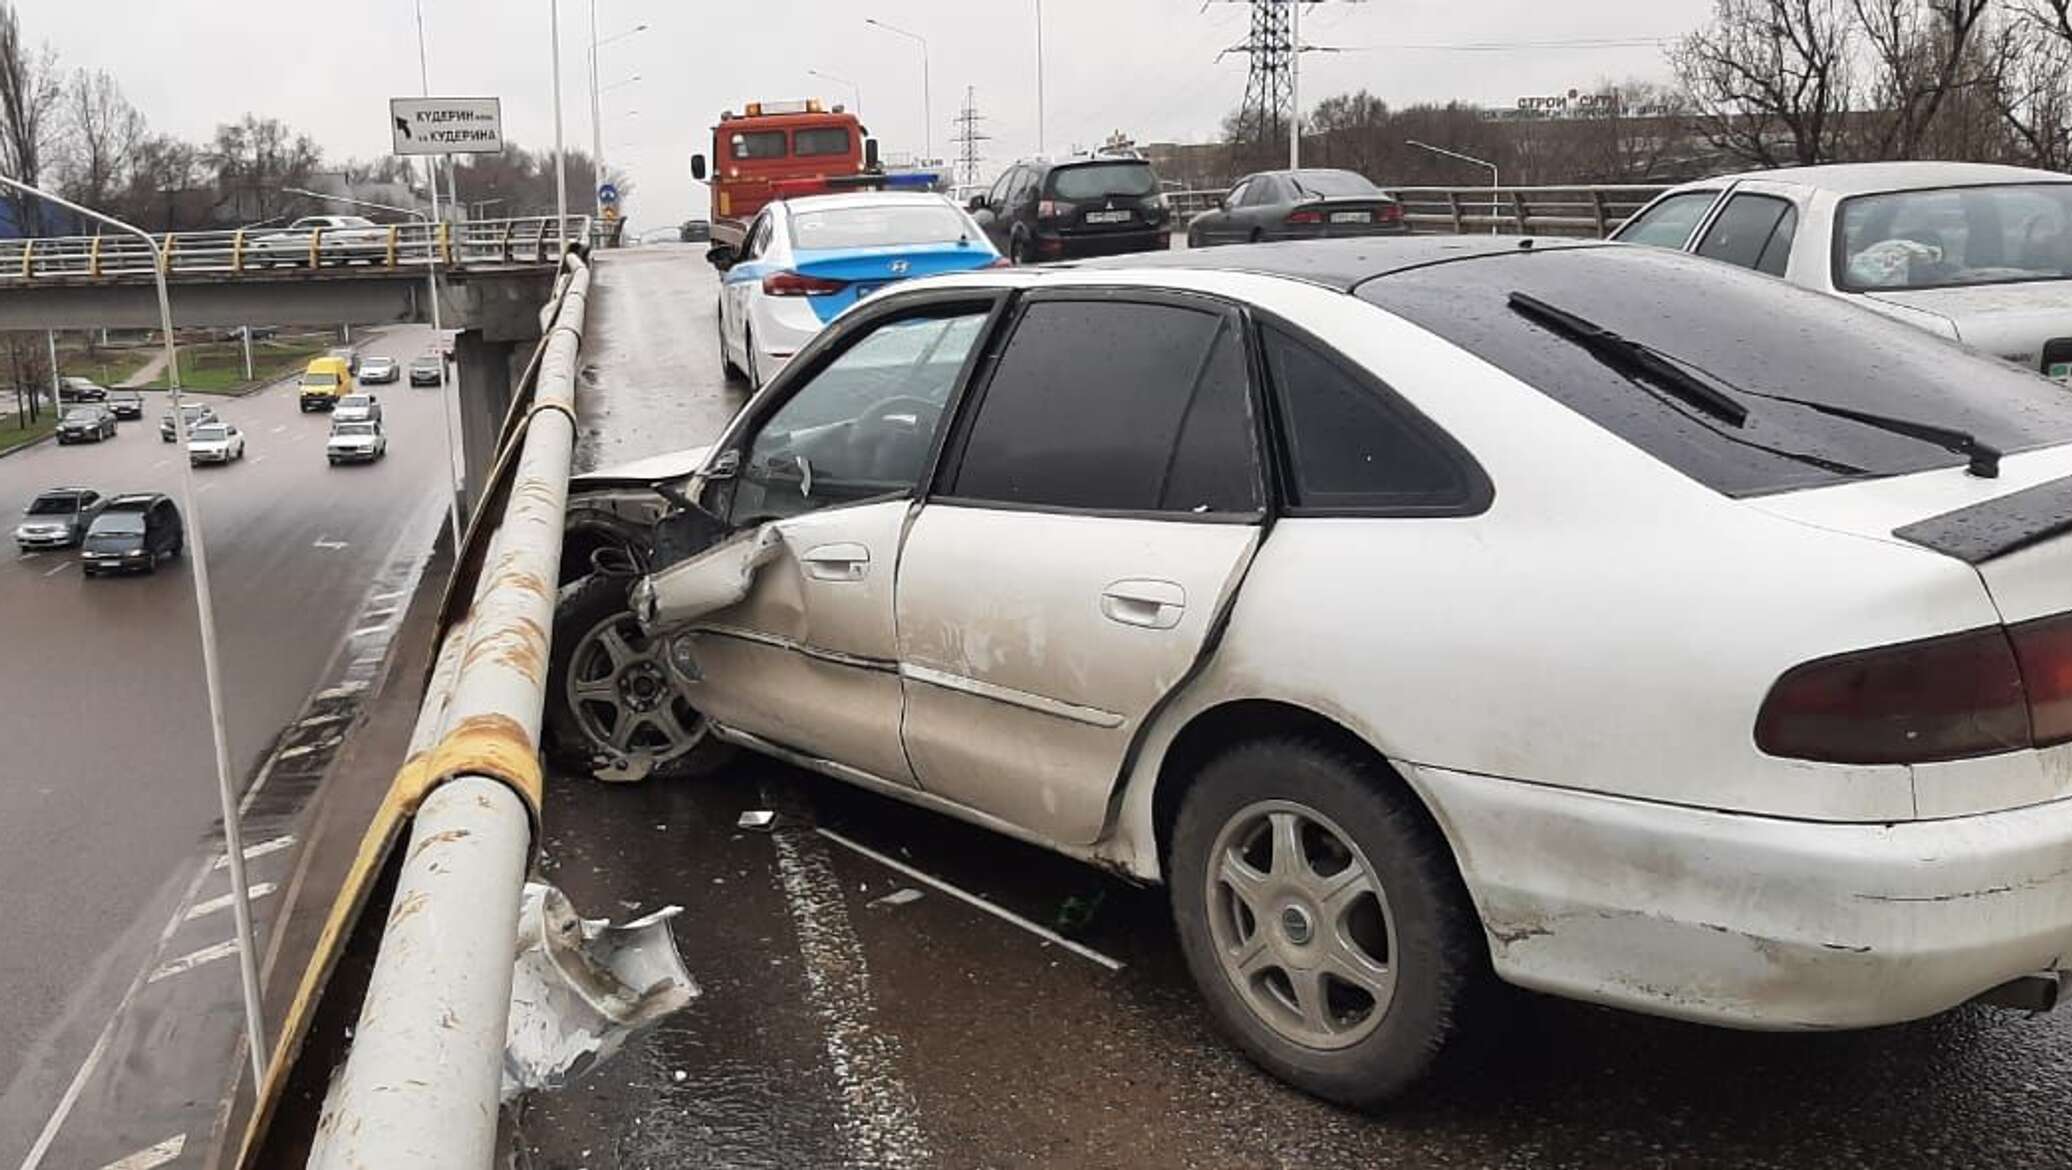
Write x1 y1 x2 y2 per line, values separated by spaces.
306 254 590 1170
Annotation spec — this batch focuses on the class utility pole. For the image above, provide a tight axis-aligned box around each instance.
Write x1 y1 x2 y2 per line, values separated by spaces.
950 87 990 189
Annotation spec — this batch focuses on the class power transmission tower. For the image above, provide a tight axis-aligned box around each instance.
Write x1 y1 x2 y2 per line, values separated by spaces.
950 86 990 188
1230 0 1294 162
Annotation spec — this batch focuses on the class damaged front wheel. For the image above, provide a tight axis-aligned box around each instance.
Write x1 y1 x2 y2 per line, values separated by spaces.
546 571 735 782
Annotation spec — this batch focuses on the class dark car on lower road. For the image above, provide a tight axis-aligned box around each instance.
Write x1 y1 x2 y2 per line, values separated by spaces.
409 354 443 386
161 403 217 442
1185 168 1407 247
971 156 1173 263
56 405 118 443
57 377 108 403
81 493 183 576
13 487 103 551
105 388 145 420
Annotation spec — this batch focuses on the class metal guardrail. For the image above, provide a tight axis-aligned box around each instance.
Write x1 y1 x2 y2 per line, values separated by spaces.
295 254 590 1169
0 215 593 281
1165 184 1669 239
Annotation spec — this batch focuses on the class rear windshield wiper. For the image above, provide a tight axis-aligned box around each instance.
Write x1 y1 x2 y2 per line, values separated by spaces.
1506 291 2001 479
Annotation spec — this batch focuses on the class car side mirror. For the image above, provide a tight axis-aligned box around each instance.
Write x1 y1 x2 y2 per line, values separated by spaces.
705 449 740 480
1218 197 1230 210
690 153 708 181
706 244 737 271
864 137 880 171
967 194 987 212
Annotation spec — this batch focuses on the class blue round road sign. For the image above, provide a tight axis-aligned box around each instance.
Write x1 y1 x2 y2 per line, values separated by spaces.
598 182 620 205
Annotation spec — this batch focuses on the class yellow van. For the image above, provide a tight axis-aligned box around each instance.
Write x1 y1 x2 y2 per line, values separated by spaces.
297 356 356 412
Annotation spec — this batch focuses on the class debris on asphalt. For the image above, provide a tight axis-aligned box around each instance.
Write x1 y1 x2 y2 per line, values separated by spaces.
869 887 924 909
1055 888 1108 934
737 809 778 832
502 882 700 1103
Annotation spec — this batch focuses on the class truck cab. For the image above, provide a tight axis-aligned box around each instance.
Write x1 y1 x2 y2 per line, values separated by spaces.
692 100 874 254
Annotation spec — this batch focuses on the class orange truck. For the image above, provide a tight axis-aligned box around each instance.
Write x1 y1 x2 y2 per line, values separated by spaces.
691 99 878 253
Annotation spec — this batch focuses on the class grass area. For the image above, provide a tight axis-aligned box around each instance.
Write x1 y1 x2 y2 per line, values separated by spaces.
0 412 56 456
145 337 334 394
55 345 156 388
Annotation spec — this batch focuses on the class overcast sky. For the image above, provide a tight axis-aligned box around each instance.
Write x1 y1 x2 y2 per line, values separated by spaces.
20 0 1711 230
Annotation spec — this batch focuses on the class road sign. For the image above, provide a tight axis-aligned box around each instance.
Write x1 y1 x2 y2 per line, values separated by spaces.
598 182 621 206
390 97 504 156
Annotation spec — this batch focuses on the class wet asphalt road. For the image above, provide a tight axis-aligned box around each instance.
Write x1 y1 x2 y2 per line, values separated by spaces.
517 247 2072 1170
0 327 449 1160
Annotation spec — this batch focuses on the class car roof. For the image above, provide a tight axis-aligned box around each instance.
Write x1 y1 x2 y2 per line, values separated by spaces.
36 486 95 497
1682 161 2072 195
106 492 165 507
1071 235 1609 291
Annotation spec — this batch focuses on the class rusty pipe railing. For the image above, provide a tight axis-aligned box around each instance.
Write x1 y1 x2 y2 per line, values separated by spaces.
304 251 590 1170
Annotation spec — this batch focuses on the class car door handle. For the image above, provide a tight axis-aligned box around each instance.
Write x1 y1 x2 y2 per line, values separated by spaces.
1100 579 1186 630
801 541 870 581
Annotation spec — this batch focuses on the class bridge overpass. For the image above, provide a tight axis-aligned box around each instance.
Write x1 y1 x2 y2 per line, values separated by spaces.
0 216 587 510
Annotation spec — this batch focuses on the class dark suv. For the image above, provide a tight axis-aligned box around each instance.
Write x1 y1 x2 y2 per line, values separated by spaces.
81 493 183 576
970 156 1172 263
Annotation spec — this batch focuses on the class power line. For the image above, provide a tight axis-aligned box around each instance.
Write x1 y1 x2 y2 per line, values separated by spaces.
950 86 990 188
1334 36 1674 52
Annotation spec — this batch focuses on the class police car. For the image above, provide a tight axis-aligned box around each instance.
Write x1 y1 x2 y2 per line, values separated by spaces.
714 186 1003 388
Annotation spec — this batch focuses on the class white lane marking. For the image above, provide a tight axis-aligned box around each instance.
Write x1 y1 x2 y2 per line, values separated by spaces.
251 455 267 464
312 538 348 550
150 459 167 469
16 551 39 560
767 791 930 1169
368 589 405 604
360 606 398 622
185 882 276 922
98 1135 185 1170
316 680 369 700
147 938 239 983
269 425 286 434
42 561 71 577
15 861 216 1170
350 622 391 638
298 712 351 729
816 827 1126 971
195 482 214 494
212 833 294 869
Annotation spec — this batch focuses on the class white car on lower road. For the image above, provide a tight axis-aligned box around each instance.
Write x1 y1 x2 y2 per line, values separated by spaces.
186 421 245 465
1614 161 2072 378
326 419 387 464
554 237 2072 1108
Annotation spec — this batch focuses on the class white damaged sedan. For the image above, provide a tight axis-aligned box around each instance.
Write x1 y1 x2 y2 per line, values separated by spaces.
557 236 2072 1107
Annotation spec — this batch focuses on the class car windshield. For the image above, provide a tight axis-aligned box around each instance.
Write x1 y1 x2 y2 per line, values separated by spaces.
92 511 146 535
1359 247 2072 496
302 372 338 387
1291 170 1381 198
191 425 228 441
62 409 96 421
791 205 970 250
335 423 377 437
1835 183 2072 291
27 495 76 515
365 358 394 369
413 357 439 368
110 391 138 401
1048 162 1158 200
339 396 370 408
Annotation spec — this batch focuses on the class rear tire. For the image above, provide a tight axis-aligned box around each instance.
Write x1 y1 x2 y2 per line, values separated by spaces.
1167 735 1490 1110
744 328 762 391
717 303 742 384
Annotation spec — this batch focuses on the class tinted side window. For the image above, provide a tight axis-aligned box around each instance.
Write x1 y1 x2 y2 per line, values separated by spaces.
1616 191 1719 248
1262 326 1479 511
1754 204 1798 276
1241 178 1277 207
794 127 850 157
1696 194 1794 271
949 300 1260 514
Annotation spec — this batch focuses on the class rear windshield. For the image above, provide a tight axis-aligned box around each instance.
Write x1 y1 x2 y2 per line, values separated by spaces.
1292 170 1380 198
791 205 969 250
794 127 851 157
1836 183 2072 291
1358 247 2072 497
27 495 77 515
1048 162 1158 200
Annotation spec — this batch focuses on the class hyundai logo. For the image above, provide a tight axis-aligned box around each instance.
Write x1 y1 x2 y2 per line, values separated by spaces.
889 260 910 274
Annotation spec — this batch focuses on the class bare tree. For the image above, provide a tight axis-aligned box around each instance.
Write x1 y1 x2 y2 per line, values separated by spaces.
1988 13 2072 167
207 113 323 223
1851 0 1992 158
57 68 143 208
0 1 62 235
1672 0 1856 167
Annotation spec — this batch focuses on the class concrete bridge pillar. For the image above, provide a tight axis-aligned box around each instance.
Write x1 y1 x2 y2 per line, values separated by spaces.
452 329 520 517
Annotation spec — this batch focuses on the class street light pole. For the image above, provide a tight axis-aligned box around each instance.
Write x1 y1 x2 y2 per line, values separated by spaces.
1035 0 1045 155
808 68 861 117
0 173 269 1091
1288 0 1300 169
1406 139 1501 236
551 0 568 251
865 18 930 163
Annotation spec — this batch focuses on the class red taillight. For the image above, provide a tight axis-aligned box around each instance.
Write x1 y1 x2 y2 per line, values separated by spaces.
1379 203 1403 221
1285 208 1323 225
761 270 846 297
1756 626 2031 764
2012 612 2072 747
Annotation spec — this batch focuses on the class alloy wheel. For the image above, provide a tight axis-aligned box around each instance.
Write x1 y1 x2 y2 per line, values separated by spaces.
564 609 710 772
